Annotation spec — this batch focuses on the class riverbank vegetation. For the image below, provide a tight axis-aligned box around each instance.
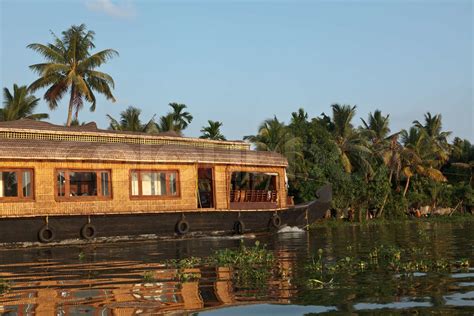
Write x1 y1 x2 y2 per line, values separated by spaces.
245 106 473 220
1 24 473 221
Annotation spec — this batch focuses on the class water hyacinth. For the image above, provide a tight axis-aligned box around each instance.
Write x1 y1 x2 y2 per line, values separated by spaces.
0 279 10 295
140 241 276 287
304 244 471 289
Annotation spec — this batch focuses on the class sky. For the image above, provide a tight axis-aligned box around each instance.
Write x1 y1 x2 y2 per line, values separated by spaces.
1 0 472 141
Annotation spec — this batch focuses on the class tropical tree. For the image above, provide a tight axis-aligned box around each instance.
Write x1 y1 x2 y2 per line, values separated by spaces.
1 84 48 121
329 104 372 175
156 103 193 134
413 112 452 164
244 116 302 175
107 106 157 133
157 113 181 134
169 103 193 130
400 127 446 196
200 120 226 140
27 24 118 126
361 110 391 145
244 116 301 153
449 138 474 186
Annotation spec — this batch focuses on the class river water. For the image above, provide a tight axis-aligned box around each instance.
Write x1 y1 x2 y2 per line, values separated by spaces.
0 221 473 315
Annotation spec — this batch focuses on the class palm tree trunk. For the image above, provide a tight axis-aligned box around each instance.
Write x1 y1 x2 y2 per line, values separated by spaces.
377 194 389 218
66 86 75 127
403 176 411 197
376 170 393 218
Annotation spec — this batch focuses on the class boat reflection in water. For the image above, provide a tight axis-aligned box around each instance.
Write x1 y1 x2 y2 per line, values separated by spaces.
0 235 303 315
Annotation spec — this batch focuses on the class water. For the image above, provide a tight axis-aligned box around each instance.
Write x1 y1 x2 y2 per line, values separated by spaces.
0 221 473 315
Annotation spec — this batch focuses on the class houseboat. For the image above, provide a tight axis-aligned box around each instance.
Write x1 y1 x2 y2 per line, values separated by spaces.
0 119 331 244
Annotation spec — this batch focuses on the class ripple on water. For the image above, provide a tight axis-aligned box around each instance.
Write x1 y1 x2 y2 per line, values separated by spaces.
457 282 474 287
353 298 433 311
450 272 474 279
444 291 474 307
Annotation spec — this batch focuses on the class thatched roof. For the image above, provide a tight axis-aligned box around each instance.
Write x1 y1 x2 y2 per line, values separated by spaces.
0 120 287 167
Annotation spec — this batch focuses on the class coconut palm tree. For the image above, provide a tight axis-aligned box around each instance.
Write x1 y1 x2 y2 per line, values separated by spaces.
244 117 302 173
450 138 474 185
330 104 372 174
107 106 158 133
400 127 447 196
413 112 452 164
361 110 390 145
1 84 48 121
244 117 300 152
200 120 226 140
169 103 193 131
27 24 118 126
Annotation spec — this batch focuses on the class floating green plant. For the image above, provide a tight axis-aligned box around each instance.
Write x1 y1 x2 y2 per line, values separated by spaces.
0 279 10 295
304 243 472 289
212 240 274 267
160 241 276 288
143 271 156 282
165 256 202 270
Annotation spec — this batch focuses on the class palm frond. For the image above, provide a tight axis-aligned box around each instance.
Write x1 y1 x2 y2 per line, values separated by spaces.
106 114 121 130
78 49 119 71
27 43 64 62
44 81 69 110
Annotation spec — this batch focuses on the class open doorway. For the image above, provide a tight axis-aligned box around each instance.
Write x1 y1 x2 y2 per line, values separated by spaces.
197 167 214 208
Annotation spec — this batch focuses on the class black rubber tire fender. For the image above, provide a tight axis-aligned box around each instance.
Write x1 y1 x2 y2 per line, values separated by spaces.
80 223 97 240
271 214 282 229
176 219 190 235
234 220 245 235
38 225 55 243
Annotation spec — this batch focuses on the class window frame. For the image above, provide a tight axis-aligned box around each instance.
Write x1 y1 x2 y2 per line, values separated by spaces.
129 169 181 200
0 168 35 202
54 169 113 202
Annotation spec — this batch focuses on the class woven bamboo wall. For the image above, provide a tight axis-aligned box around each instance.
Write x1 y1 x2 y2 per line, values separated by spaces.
0 160 287 218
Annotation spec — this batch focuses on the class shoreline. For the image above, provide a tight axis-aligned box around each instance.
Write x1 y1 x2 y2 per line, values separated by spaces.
310 213 474 229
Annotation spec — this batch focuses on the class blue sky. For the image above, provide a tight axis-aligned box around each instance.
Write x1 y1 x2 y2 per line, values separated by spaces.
1 0 472 141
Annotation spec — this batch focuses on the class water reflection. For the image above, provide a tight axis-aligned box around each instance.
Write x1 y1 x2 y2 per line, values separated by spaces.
0 221 473 315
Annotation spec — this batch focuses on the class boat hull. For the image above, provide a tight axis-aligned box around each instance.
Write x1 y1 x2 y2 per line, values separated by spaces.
0 200 330 246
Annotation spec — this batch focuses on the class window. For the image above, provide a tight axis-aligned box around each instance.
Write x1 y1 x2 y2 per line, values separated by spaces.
231 172 277 191
0 169 34 201
230 172 278 203
56 170 111 199
130 170 179 198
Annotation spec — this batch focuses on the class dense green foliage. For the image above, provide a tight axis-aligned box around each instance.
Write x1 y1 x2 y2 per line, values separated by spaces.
246 105 473 220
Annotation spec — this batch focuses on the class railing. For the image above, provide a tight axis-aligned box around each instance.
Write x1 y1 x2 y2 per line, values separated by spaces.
230 190 277 203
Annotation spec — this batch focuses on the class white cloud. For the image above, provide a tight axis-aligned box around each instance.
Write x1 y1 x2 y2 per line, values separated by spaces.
85 0 137 19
